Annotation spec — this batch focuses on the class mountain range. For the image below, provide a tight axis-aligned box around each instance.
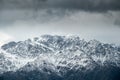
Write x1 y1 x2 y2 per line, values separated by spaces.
0 35 120 80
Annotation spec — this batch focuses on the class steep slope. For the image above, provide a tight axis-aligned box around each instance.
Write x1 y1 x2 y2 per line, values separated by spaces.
0 35 120 80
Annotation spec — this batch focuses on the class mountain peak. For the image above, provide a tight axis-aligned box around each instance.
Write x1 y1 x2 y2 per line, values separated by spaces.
0 35 120 74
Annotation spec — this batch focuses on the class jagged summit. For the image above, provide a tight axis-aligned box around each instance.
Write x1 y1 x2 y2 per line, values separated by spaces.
0 35 120 75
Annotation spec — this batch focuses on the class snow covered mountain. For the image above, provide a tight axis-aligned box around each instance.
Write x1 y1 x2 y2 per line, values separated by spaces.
0 35 120 80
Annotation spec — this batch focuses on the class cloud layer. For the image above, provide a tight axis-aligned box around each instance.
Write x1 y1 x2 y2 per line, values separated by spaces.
0 0 120 45
0 0 120 11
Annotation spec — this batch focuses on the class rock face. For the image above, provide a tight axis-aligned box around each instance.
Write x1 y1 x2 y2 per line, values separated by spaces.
0 35 120 80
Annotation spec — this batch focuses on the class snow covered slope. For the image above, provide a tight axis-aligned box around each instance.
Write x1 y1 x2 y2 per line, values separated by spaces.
0 35 120 75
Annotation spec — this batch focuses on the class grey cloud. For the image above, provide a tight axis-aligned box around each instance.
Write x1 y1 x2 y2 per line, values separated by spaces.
47 0 120 11
0 0 120 11
0 0 47 9
0 0 120 28
0 9 68 26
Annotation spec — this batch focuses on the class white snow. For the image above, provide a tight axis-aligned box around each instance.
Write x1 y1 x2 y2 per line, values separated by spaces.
0 35 120 74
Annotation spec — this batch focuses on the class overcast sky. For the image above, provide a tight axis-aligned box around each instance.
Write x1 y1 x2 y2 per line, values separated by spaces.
0 0 120 45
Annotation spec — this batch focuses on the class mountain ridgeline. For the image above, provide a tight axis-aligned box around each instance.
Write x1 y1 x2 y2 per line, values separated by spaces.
0 35 120 80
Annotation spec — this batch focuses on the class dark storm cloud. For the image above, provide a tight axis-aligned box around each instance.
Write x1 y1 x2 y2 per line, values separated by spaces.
0 0 120 28
48 0 120 11
0 0 120 11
